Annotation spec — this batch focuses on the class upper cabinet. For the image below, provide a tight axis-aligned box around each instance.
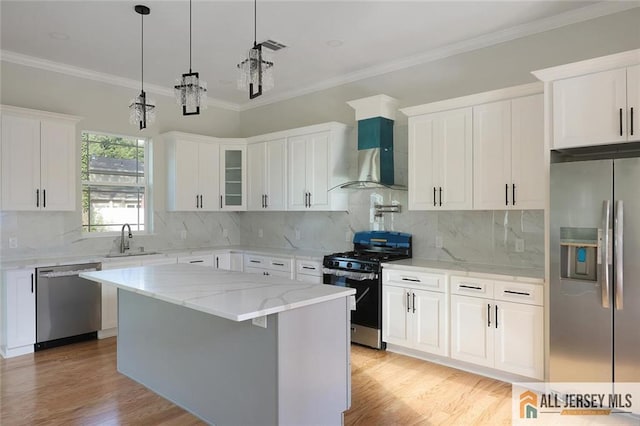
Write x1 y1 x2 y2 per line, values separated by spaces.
533 49 640 149
1 106 81 211
473 94 544 210
279 122 350 211
407 107 472 210
401 83 543 211
163 132 245 211
247 138 286 211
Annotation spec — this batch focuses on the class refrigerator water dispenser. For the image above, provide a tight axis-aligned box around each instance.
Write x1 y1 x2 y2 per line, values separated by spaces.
560 227 597 281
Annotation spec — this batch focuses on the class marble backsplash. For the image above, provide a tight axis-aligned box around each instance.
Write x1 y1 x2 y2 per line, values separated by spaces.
1 190 543 270
239 189 544 270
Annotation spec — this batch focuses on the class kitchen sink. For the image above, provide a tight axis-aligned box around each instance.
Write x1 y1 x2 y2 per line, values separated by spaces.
105 251 160 258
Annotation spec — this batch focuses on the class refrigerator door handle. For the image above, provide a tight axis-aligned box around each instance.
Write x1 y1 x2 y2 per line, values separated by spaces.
602 200 611 308
615 200 624 310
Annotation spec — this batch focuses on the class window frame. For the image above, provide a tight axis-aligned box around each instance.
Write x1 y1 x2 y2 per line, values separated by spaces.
80 130 152 236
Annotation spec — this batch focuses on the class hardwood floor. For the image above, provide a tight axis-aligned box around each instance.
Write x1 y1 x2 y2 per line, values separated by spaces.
0 338 512 425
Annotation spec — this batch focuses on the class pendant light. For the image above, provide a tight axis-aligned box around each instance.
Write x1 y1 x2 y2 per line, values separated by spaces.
237 0 274 99
129 5 155 130
174 0 207 115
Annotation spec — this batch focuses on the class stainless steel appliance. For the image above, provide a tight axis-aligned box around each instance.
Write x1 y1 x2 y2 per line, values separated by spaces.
35 262 102 350
323 231 412 349
550 151 640 383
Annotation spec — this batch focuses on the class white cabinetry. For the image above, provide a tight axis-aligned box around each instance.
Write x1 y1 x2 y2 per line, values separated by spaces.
177 253 215 267
407 107 473 210
295 259 323 284
552 66 639 148
247 138 286 211
449 276 543 379
164 132 246 211
286 123 350 211
1 268 36 358
382 269 447 356
1 106 81 211
244 253 293 279
473 94 544 210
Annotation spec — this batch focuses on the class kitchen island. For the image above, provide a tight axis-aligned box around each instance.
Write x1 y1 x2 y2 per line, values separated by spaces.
80 263 355 426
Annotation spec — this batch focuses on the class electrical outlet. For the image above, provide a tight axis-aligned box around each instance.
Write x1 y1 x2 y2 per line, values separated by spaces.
435 236 443 249
515 238 525 253
222 228 228 238
180 230 187 240
9 237 18 249
295 228 301 240
258 228 264 238
252 316 267 328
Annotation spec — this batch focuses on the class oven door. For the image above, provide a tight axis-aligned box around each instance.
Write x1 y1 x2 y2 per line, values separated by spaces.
322 268 380 330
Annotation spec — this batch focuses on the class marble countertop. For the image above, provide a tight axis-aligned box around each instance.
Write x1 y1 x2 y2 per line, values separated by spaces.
0 246 327 270
382 258 544 283
80 263 355 322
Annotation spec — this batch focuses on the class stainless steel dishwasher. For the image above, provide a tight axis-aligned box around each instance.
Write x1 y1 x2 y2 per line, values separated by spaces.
35 262 102 350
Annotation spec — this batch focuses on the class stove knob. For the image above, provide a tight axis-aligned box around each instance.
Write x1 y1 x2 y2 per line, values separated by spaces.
347 262 352 269
334 261 340 267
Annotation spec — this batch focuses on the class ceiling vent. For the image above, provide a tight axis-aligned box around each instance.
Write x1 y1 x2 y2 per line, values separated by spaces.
260 39 287 51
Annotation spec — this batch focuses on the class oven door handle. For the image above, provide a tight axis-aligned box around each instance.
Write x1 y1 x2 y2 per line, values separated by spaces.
322 268 378 281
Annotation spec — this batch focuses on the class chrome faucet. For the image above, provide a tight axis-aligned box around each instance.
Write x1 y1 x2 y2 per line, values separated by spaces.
120 224 132 253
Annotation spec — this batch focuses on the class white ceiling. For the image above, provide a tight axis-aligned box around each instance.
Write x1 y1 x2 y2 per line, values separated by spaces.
1 1 637 111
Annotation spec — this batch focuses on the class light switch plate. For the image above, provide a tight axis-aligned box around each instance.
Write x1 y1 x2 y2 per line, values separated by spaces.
252 316 267 328
515 238 525 253
9 237 17 249
180 230 187 240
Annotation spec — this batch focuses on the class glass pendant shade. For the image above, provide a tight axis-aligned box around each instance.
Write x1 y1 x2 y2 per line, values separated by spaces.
175 72 207 115
129 91 156 129
237 44 274 98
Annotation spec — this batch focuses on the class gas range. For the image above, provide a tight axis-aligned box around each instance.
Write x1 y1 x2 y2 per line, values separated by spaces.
322 231 412 350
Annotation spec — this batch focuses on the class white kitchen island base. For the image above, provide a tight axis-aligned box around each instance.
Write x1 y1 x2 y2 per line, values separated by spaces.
117 289 351 426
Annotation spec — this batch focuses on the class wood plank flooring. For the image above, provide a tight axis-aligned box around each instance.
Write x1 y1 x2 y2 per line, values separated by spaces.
0 338 512 425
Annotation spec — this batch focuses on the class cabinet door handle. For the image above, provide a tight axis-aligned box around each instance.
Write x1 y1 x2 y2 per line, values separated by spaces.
433 187 436 207
308 192 312 207
620 108 623 136
412 292 416 313
505 183 509 206
200 195 203 209
216 256 219 269
406 292 411 313
631 107 634 136
31 273 34 293
487 303 491 327
512 184 516 206
439 187 442 206
265 194 268 208
196 195 199 208
36 189 39 208
220 195 223 209
495 305 499 329
43 189 46 208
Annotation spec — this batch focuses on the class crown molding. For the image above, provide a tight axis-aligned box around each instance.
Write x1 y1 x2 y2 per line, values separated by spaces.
237 1 639 111
0 50 242 112
2 2 637 114
532 48 640 82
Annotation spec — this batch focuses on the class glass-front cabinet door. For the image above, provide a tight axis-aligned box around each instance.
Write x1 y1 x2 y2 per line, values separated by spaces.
220 144 246 210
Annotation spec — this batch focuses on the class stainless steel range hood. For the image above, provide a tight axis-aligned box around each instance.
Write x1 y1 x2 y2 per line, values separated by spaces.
339 95 406 190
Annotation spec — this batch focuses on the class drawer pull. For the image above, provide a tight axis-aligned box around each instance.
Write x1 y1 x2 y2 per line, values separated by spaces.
249 260 261 263
189 260 204 264
504 290 531 296
302 266 316 270
460 284 482 290
401 277 421 282
272 262 285 266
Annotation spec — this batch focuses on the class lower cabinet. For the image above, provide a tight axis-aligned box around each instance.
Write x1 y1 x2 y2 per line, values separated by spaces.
177 253 215 267
295 259 323 283
213 251 243 272
382 269 447 357
244 254 294 279
1 268 36 358
450 276 543 380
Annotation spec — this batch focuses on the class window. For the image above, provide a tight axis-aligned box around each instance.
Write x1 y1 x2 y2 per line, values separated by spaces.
81 131 147 233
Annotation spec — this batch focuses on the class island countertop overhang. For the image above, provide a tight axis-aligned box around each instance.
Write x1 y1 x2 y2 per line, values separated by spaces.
80 263 355 322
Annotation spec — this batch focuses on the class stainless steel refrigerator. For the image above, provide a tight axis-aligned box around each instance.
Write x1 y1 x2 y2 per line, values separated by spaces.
550 156 640 383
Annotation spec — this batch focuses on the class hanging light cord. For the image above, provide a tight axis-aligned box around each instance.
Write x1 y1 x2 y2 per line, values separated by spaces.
189 0 192 72
141 10 144 92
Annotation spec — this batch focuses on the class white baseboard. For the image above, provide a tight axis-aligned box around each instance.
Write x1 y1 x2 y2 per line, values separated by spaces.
98 328 117 339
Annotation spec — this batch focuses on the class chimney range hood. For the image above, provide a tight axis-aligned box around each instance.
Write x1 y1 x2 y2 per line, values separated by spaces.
339 95 406 190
